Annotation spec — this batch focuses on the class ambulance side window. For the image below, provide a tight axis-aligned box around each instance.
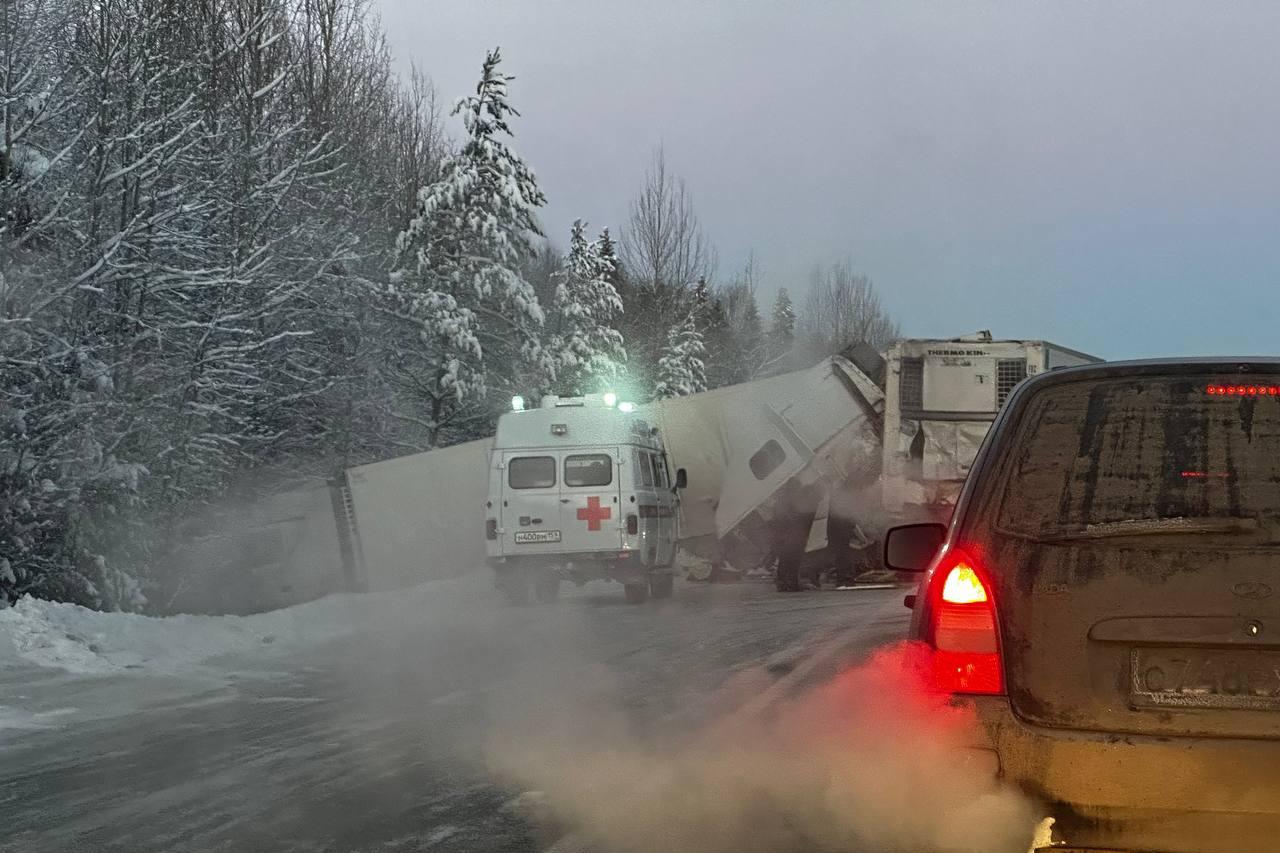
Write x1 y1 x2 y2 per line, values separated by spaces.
651 453 668 489
635 449 654 488
508 456 556 489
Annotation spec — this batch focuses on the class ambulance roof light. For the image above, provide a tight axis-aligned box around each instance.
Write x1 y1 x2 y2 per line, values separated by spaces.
511 395 525 412
603 392 618 408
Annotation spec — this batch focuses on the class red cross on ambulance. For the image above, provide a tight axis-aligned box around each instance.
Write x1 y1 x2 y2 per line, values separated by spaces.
576 496 612 531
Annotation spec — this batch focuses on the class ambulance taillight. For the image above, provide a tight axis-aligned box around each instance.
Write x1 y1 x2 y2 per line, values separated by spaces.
485 519 498 540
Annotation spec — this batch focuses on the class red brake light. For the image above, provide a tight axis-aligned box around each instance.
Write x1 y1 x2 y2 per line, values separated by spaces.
940 562 987 604
924 553 1004 695
1207 384 1280 397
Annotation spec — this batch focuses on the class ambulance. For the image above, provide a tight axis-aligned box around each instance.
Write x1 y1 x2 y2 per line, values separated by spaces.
484 393 687 604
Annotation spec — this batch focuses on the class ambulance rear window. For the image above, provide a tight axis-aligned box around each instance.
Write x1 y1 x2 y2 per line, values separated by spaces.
508 456 556 489
565 454 613 487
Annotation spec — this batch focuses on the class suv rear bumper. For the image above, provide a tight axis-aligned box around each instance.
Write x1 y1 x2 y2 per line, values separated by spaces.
968 695 1280 853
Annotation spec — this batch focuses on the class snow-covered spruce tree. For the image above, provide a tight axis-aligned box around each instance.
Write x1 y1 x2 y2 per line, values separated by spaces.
721 254 765 379
771 287 796 342
546 220 626 395
653 312 707 399
385 47 548 447
595 226 621 287
691 275 738 388
763 287 797 374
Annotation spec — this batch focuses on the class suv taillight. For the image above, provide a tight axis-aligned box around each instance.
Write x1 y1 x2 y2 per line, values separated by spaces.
923 552 1003 695
485 519 498 540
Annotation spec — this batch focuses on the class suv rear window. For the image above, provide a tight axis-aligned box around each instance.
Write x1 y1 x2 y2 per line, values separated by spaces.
508 456 556 489
999 376 1280 536
564 454 612 487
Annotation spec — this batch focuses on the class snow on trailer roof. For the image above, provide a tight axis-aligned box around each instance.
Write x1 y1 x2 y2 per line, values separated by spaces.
494 394 662 450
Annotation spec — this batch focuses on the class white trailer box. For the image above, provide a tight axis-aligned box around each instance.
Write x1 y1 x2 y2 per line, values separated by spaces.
344 439 494 591
880 332 1100 519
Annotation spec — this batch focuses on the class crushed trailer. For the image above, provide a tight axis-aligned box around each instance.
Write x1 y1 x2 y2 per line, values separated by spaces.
651 355 887 588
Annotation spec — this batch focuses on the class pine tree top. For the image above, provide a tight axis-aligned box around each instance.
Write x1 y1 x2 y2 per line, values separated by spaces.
456 48 519 140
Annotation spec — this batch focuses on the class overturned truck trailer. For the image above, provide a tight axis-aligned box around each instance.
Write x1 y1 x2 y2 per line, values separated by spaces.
648 355 886 586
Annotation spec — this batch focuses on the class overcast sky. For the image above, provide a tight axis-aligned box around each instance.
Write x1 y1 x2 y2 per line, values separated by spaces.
376 1 1280 359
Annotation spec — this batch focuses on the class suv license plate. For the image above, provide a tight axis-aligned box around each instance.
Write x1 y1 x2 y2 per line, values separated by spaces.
514 530 561 544
1131 647 1280 711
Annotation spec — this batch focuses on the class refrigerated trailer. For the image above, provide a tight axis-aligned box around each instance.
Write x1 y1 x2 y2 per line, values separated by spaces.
879 332 1100 520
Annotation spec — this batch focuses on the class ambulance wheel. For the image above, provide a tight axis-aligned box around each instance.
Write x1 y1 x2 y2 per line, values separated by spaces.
624 582 649 604
533 571 561 603
648 573 674 600
498 572 530 606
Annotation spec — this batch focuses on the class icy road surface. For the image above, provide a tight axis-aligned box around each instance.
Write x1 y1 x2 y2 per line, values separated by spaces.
0 575 908 853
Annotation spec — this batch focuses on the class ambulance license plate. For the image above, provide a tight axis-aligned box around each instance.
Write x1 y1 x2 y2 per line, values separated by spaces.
514 530 561 544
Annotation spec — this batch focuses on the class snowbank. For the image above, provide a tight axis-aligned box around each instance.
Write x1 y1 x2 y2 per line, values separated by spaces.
0 573 485 676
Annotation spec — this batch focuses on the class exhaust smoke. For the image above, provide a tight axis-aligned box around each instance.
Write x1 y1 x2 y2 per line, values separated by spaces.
487 642 1039 853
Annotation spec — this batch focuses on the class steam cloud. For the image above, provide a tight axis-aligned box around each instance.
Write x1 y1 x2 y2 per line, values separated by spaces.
487 642 1039 853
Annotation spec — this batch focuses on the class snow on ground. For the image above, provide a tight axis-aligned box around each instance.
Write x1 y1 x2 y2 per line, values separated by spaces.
0 572 486 677
0 704 77 732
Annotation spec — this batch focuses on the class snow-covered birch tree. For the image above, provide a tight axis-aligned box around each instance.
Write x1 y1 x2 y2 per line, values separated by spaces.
0 4 519 609
0 0 218 608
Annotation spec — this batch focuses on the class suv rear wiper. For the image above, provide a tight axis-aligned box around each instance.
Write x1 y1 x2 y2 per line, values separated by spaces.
1036 516 1260 542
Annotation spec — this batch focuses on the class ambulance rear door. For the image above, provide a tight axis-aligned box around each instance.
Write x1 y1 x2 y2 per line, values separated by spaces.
559 448 623 553
500 451 564 555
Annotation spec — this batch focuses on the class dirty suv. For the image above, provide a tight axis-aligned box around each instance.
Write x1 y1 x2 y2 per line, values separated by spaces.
885 359 1280 853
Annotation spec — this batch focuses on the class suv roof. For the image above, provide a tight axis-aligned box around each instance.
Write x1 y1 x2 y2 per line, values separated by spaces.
1022 356 1280 385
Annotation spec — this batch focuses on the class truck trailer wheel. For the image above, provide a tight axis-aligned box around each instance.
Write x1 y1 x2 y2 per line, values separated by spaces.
533 571 561 603
648 572 674 600
775 560 801 592
624 582 650 604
